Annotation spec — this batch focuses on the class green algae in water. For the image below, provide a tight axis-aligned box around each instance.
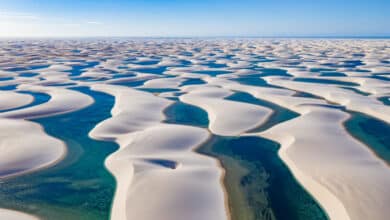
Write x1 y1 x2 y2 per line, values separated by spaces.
0 87 118 220
344 112 390 163
164 99 328 220
199 136 328 220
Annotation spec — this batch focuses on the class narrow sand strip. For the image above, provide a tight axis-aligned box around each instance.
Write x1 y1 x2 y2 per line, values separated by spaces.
89 84 172 140
180 86 272 136
0 118 66 178
141 77 186 89
0 91 33 111
265 76 390 123
0 85 93 119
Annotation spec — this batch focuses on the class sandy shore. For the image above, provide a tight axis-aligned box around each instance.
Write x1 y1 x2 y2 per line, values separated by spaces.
0 85 93 119
0 209 39 220
0 91 33 111
0 118 66 178
256 106 390 220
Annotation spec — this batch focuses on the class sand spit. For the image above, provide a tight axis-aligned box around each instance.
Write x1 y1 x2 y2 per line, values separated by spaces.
0 91 33 111
141 77 186 89
0 85 93 119
89 84 227 220
0 118 65 178
180 86 272 136
89 84 172 140
0 209 39 220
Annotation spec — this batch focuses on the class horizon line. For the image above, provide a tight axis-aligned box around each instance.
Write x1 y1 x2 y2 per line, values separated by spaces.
0 35 390 40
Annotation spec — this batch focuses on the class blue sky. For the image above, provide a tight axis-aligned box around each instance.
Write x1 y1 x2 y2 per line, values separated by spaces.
0 0 389 37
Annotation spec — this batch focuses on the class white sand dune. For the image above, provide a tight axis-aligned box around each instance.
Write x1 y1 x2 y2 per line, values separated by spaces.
89 84 227 220
265 77 390 123
252 106 390 220
89 84 172 140
0 91 33 111
0 85 93 119
180 85 272 136
141 77 186 89
1 39 389 220
206 77 327 112
111 124 226 220
105 73 159 85
207 77 390 220
0 209 39 220
0 118 65 178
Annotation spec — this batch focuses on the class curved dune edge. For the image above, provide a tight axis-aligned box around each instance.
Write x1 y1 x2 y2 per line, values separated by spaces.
0 91 34 111
209 78 390 220
0 118 66 179
0 85 94 119
264 76 390 124
89 84 228 220
254 107 390 220
141 77 186 89
0 208 39 220
180 85 272 136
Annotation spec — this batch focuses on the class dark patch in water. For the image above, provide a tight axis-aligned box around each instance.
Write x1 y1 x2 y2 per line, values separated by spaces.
0 85 17 90
19 72 39 77
378 96 390 106
145 159 177 169
181 78 206 86
319 72 346 77
0 77 14 81
68 61 100 77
